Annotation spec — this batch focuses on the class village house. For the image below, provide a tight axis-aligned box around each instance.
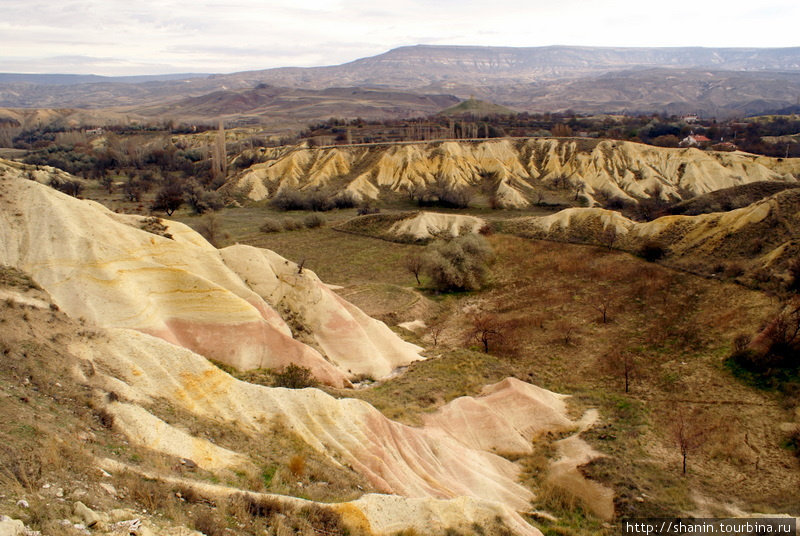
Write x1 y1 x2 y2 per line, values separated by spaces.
679 133 711 147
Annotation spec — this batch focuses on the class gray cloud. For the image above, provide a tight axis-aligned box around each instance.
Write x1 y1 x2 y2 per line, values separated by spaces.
1 0 797 75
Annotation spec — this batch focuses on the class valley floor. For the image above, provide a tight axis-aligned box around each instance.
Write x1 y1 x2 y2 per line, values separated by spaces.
200 207 800 528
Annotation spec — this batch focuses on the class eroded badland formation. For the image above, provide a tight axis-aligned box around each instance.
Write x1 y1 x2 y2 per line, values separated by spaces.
2 45 800 536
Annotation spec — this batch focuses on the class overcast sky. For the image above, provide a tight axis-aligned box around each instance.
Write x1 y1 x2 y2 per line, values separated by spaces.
2 0 798 76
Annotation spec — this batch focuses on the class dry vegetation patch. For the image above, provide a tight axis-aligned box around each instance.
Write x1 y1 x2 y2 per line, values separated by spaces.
473 236 798 519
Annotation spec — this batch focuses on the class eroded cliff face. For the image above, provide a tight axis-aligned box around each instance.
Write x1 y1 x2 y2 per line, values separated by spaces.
0 160 422 386
222 139 799 208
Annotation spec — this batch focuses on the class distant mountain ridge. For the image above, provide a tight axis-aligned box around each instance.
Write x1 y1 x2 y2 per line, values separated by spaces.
0 72 209 85
232 45 800 88
3 45 800 121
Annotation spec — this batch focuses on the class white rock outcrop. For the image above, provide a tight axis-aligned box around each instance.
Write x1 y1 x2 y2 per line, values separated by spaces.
0 163 422 385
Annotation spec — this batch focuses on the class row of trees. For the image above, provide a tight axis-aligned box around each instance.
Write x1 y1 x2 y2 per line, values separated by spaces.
299 112 800 156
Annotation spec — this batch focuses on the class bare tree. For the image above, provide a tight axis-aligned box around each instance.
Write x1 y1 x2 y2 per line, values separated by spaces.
122 177 143 202
100 174 114 193
211 119 227 182
592 287 616 324
552 123 573 137
572 180 586 201
554 319 576 345
196 214 226 248
151 182 184 216
467 312 503 353
601 349 637 393
671 406 709 475
404 253 424 286
600 226 617 250
429 321 445 347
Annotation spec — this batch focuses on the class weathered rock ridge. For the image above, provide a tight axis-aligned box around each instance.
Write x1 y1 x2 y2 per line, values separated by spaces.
222 139 798 208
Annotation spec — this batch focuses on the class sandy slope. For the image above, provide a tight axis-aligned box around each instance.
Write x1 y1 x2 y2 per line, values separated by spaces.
220 245 424 378
221 139 799 208
0 161 421 385
388 211 487 240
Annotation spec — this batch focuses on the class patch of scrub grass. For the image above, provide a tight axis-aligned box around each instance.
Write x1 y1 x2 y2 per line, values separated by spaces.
144 396 373 502
724 353 800 401
527 505 612 536
571 390 695 520
334 347 514 426
0 265 41 290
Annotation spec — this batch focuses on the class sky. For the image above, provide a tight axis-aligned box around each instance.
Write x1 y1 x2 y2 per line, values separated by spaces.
1 0 799 76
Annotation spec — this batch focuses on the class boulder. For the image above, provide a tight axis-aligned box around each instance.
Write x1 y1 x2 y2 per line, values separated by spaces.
0 516 25 536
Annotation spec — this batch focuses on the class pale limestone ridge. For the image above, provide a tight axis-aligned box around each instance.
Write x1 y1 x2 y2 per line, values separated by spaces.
98 457 542 536
0 160 613 534
0 161 422 385
422 378 615 520
506 188 800 278
388 211 487 240
222 139 799 208
422 378 574 454
106 402 249 472
220 245 424 378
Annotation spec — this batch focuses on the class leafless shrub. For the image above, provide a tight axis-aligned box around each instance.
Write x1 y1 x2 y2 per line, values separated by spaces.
639 240 667 262
282 218 304 231
298 504 349 535
671 406 711 474
535 479 586 514
184 181 223 214
466 311 503 353
357 203 380 216
732 333 751 353
234 493 284 518
601 349 638 393
192 509 226 536
303 213 326 228
95 408 115 429
288 455 306 477
272 364 317 389
0 443 43 490
117 473 173 512
723 262 745 278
